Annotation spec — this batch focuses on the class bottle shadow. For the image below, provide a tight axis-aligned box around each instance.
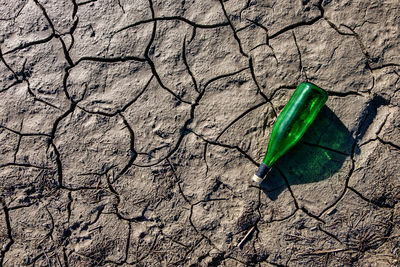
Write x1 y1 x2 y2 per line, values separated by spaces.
260 106 357 200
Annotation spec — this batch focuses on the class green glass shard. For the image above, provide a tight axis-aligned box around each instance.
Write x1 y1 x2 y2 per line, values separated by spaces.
252 82 328 183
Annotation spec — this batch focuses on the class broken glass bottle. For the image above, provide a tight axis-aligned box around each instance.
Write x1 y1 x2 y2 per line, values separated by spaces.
252 82 328 183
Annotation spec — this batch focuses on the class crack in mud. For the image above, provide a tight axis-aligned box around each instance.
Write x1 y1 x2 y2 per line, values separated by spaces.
0 0 399 265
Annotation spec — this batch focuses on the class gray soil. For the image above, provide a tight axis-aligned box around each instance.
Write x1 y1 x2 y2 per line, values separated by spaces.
1 0 400 266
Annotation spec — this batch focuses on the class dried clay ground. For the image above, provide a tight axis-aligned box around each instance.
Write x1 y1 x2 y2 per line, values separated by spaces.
1 0 400 266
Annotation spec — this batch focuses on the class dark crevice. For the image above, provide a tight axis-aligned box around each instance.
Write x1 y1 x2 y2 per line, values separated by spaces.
0 199 14 265
8 188 60 211
171 237 205 266
160 232 189 249
274 166 299 209
360 137 383 149
177 181 191 204
106 173 150 223
132 105 193 168
375 114 388 136
70 16 79 35
216 101 268 142
318 139 358 218
71 0 78 18
133 55 210 168
57 36 74 67
75 55 146 65
45 205 55 241
3 34 55 55
338 24 373 70
238 0 253 20
21 61 62 110
26 252 47 265
348 186 394 209
165 158 192 203
0 1 26 22
292 31 308 81
66 191 72 224
269 85 298 99
324 18 355 36
269 14 322 40
50 141 64 188
117 0 125 13
116 17 230 35
13 135 22 163
236 23 252 33
63 247 69 267
33 0 56 35
300 141 350 156
11 121 24 164
62 66 73 100
25 80 61 110
50 102 76 138
132 129 185 168
76 75 152 116
269 208 298 223
318 224 342 243
249 57 278 117
0 48 19 79
191 130 258 166
124 222 132 263
202 99 269 180
187 199 232 259
245 19 279 64
66 17 79 53
203 142 210 178
114 113 138 179
371 63 400 71
182 37 199 93
146 55 192 104
12 2 57 65
77 165 116 178
253 189 262 246
189 26 197 43
376 137 400 151
83 205 104 231
143 1 192 106
44 103 76 190
61 185 99 191
218 0 248 58
202 66 249 91
317 99 380 217
0 0 397 265
300 207 325 223
0 79 25 93
0 162 52 170
245 19 269 43
77 0 97 6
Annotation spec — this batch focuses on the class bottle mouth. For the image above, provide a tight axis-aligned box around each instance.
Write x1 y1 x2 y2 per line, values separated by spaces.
252 174 264 184
252 163 271 184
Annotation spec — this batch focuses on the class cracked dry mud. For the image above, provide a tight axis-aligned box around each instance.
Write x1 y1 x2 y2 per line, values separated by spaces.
0 0 399 266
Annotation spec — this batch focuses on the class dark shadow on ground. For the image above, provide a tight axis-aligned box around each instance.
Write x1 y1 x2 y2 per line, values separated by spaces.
260 106 356 200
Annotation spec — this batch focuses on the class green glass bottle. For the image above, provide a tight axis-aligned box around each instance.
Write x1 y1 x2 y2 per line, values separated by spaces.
252 82 328 183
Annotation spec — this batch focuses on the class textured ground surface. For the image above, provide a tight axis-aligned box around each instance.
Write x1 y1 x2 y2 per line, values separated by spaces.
1 0 400 266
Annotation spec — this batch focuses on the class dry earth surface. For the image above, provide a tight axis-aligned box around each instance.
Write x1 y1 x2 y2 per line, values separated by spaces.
1 0 400 266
